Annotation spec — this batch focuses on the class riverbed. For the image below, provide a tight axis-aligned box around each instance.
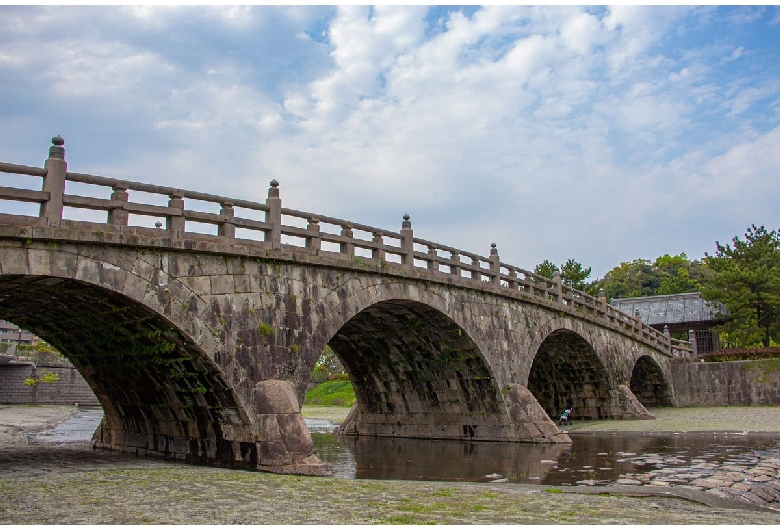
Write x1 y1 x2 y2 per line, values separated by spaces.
2 404 779 522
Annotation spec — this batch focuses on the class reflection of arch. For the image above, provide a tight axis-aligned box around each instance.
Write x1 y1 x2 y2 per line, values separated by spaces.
527 328 611 420
330 299 502 416
0 270 249 466
630 355 673 407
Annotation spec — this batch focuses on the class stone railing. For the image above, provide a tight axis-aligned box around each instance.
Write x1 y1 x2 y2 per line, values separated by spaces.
0 137 692 357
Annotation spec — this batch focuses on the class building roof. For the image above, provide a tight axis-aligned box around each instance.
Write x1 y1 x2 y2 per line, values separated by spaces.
609 292 728 326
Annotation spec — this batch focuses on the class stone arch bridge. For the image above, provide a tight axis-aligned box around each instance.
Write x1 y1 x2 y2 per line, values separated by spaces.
0 138 692 475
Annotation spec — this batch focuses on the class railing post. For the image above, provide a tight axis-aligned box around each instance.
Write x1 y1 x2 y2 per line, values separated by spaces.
167 192 185 235
598 289 607 313
372 232 384 261
306 218 321 251
489 243 500 286
427 246 438 271
688 329 698 358
400 214 413 267
663 325 671 352
470 257 481 281
266 179 281 250
507 268 518 291
108 181 129 226
340 224 355 256
39 136 66 227
219 201 235 239
450 252 461 277
552 271 562 302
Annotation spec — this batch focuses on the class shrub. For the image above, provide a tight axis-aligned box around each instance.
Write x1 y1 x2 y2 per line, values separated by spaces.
700 347 780 362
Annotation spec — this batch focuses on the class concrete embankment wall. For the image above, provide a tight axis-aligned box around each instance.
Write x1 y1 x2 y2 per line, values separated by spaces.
671 359 780 406
0 363 99 406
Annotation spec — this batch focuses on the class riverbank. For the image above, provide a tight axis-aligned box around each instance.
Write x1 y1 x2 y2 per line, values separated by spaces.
1 404 779 523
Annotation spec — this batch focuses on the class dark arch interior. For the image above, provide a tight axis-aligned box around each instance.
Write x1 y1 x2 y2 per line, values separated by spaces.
527 330 611 420
328 299 502 420
0 275 246 461
630 356 673 407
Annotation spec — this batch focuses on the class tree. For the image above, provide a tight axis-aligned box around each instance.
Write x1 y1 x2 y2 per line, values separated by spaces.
560 258 592 291
534 259 594 292
701 225 780 348
599 259 659 300
533 260 559 279
312 345 346 382
654 253 710 295
23 371 61 404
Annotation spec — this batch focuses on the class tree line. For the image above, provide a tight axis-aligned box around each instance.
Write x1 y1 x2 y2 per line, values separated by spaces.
534 224 780 349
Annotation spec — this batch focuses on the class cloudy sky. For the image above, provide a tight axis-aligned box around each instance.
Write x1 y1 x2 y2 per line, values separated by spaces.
1 5 778 278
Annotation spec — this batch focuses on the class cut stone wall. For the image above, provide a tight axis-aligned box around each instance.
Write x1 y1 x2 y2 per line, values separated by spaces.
0 363 100 405
671 359 780 406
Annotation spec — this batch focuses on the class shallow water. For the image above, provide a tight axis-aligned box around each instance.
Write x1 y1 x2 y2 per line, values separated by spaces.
30 409 780 486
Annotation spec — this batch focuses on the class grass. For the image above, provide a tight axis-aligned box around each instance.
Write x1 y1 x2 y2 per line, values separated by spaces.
304 379 356 407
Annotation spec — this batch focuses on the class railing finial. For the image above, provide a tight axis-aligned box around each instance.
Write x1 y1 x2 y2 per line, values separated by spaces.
490 242 498 255
49 136 65 160
402 213 411 229
268 179 280 199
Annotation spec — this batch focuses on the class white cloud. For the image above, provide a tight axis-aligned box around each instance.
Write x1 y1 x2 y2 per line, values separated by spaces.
1 5 778 279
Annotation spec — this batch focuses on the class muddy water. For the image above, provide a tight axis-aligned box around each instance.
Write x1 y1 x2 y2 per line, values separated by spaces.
29 409 780 486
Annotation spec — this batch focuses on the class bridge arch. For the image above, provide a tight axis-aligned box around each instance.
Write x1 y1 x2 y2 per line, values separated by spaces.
0 273 253 464
526 322 613 421
301 279 517 440
292 276 569 443
629 355 674 407
0 243 330 474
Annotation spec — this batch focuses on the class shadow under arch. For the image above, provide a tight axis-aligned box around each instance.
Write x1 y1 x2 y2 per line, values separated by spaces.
630 355 674 407
0 274 251 467
527 328 612 421
326 299 506 440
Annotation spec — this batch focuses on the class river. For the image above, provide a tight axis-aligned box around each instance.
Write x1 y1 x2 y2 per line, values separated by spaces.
31 409 780 487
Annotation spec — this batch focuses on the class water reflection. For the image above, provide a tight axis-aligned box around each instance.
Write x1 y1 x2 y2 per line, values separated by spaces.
311 427 780 486
28 411 780 486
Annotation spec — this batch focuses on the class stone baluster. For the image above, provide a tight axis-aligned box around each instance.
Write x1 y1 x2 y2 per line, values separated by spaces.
552 271 562 302
688 329 698 358
598 289 607 316
340 224 354 256
40 136 67 227
306 218 321 251
450 252 461 277
507 268 518 291
372 232 384 261
427 246 438 271
266 179 281 250
219 201 235 239
489 243 500 286
634 308 643 334
108 181 129 226
470 256 481 281
663 325 672 352
400 214 413 267
167 192 185 235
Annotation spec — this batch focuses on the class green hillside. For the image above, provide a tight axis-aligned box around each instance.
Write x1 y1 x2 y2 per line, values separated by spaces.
304 379 356 407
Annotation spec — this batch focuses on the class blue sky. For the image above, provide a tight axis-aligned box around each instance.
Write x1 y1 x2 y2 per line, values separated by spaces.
1 5 778 278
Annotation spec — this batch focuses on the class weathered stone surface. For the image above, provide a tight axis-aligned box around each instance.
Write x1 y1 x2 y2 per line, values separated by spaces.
618 384 655 419
255 380 300 415
0 229 697 475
